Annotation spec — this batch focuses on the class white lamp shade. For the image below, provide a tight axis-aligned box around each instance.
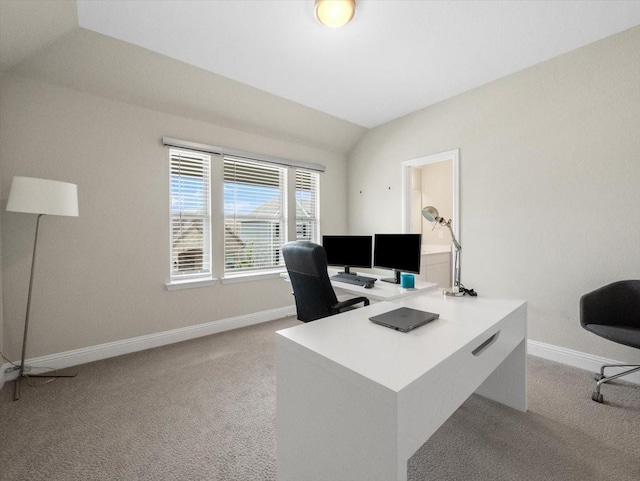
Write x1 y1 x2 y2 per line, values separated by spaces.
6 176 79 217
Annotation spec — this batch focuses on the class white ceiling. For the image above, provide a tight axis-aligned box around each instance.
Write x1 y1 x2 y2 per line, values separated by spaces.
73 1 640 128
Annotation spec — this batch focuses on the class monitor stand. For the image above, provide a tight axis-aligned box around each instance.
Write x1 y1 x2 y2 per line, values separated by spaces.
380 270 401 284
340 266 357 276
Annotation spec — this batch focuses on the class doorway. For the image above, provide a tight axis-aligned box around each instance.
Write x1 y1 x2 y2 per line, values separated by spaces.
401 149 459 286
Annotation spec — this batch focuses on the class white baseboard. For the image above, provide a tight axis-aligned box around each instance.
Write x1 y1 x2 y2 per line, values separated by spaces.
3 318 638 391
527 340 640 385
2 305 296 387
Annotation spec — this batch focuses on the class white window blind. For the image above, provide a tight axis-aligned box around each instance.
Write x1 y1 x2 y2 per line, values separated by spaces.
170 149 211 280
224 157 287 274
295 170 320 242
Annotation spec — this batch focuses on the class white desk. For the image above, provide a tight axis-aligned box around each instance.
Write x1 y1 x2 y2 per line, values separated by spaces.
329 269 438 301
276 290 527 481
281 269 438 302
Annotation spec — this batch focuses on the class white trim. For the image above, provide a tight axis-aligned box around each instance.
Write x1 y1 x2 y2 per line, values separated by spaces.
162 136 326 173
1 305 296 385
4 328 637 390
527 340 640 385
1 362 14 391
165 277 219 290
220 269 286 284
401 149 460 237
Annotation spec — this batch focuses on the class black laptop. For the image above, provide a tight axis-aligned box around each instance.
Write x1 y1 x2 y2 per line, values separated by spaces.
369 307 439 333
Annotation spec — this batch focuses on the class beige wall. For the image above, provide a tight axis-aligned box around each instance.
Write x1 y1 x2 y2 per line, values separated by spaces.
0 74 349 359
349 26 640 363
0 171 3 355
420 160 453 246
408 161 453 245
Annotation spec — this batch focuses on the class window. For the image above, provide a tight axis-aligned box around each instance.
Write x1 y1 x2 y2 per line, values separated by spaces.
170 149 211 281
224 158 287 274
165 137 323 285
296 170 320 242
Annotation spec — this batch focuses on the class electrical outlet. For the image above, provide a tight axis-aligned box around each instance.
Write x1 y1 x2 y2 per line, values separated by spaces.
438 230 444 239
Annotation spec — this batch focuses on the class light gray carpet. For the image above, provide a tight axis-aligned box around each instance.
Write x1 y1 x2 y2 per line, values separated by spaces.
1 317 638 481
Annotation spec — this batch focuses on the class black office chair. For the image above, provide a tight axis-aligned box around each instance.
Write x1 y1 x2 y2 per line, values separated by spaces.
579 280 640 403
282 241 370 322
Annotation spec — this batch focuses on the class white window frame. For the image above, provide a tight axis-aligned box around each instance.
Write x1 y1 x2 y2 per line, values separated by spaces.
295 169 320 243
168 148 213 287
223 157 288 277
163 138 323 288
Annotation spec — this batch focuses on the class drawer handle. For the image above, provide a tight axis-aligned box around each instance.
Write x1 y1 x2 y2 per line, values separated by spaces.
472 331 500 356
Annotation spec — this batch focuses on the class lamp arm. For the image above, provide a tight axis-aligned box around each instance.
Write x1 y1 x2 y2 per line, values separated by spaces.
447 224 461 252
446 224 462 291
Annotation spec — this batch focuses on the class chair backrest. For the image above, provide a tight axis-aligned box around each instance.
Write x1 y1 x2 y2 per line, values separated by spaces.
580 280 640 329
282 241 339 322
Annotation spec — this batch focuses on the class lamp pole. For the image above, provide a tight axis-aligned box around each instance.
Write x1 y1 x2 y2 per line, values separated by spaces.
445 223 462 296
6 176 79 400
13 214 76 401
421 205 465 297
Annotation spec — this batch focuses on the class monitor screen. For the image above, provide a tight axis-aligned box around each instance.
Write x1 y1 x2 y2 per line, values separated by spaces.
322 235 372 274
373 234 422 277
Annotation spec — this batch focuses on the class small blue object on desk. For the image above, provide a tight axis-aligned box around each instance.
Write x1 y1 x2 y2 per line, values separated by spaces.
400 273 415 289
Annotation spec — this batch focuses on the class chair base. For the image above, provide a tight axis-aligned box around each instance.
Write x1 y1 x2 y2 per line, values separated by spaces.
591 363 640 403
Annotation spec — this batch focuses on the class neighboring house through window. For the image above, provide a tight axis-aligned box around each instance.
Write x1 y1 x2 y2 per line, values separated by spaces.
296 169 319 242
224 157 286 274
169 149 211 281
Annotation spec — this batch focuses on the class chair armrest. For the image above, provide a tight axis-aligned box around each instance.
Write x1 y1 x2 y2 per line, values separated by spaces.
332 296 370 313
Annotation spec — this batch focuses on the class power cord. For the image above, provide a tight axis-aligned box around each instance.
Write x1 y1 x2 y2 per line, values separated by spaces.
458 283 478 297
1 350 63 386
0 350 18 369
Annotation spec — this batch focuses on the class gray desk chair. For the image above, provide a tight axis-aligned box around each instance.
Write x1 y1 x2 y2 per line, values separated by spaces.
282 241 369 322
579 280 640 403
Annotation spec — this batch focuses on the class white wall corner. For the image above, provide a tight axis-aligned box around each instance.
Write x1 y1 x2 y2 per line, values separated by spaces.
0 363 11 391
527 340 640 385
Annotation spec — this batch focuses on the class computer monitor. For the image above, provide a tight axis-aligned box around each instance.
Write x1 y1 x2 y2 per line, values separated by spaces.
373 233 422 284
322 235 373 275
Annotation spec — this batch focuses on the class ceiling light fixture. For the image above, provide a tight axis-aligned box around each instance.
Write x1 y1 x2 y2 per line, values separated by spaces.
315 0 356 28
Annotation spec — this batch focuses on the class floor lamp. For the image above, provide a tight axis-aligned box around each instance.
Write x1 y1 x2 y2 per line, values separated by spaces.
421 205 465 297
6 176 79 401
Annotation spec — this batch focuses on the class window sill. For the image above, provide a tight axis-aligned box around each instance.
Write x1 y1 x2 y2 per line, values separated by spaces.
165 277 218 291
165 270 285 290
220 269 286 284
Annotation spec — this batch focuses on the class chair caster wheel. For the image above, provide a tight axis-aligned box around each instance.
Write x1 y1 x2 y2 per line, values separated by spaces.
594 374 604 381
591 391 604 403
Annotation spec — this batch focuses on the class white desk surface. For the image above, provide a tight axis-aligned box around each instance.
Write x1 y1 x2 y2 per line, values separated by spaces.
276 290 526 393
328 268 438 301
281 269 438 301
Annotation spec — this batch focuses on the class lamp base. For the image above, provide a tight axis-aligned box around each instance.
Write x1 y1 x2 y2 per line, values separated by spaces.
443 289 465 297
13 368 77 401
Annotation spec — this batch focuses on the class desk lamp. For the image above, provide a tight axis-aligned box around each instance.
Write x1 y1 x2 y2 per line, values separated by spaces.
6 176 79 400
421 206 466 297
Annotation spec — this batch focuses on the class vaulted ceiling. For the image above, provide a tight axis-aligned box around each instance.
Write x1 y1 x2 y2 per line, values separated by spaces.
2 0 640 154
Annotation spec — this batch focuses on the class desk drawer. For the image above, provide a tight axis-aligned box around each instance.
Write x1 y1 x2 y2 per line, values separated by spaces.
398 303 526 459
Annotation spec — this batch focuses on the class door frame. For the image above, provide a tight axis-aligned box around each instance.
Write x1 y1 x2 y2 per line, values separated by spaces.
400 147 460 249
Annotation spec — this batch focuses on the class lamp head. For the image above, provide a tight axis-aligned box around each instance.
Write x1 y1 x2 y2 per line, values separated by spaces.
421 206 440 223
